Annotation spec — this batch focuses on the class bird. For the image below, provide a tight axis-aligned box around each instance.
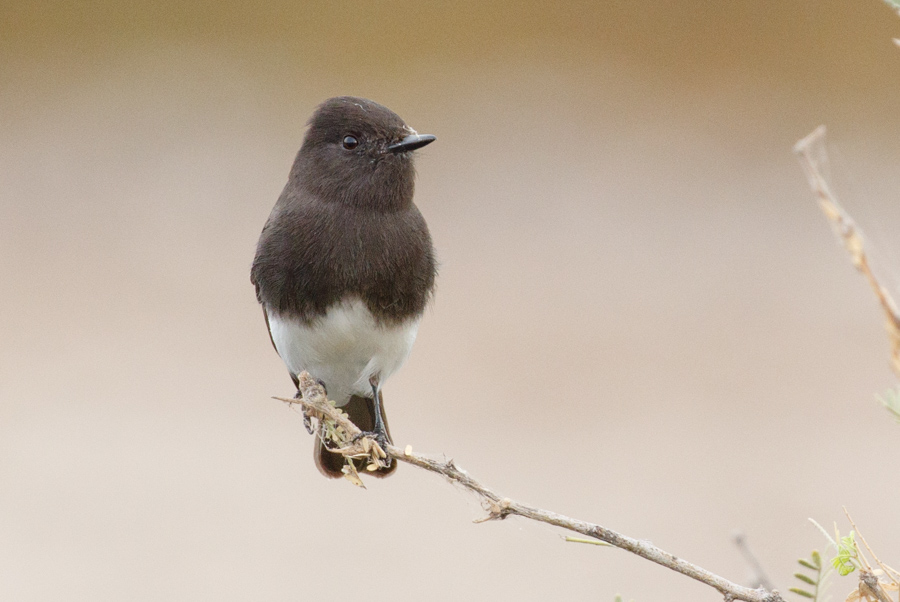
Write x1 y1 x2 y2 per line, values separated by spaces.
251 97 437 478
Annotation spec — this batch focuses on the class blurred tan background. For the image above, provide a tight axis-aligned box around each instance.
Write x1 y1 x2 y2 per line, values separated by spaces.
3 1 900 600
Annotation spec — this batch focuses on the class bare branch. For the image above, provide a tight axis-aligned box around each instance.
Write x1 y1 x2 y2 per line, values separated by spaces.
275 372 786 602
794 126 900 376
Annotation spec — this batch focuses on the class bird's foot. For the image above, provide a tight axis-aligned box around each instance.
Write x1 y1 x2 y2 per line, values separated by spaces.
353 429 392 469
293 389 315 434
302 413 314 435
295 380 329 435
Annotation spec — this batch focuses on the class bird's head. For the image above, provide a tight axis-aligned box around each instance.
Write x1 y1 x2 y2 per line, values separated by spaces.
292 96 435 211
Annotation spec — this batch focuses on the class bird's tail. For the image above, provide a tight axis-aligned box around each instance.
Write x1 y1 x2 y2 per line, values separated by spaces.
314 392 397 479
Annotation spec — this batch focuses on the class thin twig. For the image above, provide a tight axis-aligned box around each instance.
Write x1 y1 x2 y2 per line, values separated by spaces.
275 372 786 602
733 532 776 591
794 126 900 377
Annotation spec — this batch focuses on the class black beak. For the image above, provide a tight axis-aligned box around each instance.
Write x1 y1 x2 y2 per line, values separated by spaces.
387 134 436 154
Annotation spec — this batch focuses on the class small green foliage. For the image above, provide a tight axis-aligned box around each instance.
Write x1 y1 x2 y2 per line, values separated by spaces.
832 531 860 577
790 549 826 601
812 550 821 566
884 0 900 10
565 536 612 547
797 559 818 571
876 387 900 424
793 573 817 586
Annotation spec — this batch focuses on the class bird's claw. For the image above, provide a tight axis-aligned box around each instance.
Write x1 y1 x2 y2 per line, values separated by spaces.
293 389 316 434
354 429 392 468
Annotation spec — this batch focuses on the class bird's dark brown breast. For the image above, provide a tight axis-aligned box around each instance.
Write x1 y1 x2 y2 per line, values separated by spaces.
251 196 436 325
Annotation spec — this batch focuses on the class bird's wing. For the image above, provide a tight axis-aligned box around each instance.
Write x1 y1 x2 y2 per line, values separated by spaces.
250 262 280 354
261 304 299 389
261 305 278 353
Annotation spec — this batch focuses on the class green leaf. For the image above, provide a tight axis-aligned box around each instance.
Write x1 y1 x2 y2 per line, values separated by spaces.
839 531 856 550
798 559 818 570
830 530 860 577
831 555 856 576
794 573 817 585
810 550 821 568
565 536 612 547
789 588 815 599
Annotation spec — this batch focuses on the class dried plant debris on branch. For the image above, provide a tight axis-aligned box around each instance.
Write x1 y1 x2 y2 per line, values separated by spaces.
284 373 389 488
276 372 787 602
808 512 900 602
794 126 900 601
794 127 900 422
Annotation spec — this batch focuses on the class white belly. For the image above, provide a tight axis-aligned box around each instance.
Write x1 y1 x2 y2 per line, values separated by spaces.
266 298 420 406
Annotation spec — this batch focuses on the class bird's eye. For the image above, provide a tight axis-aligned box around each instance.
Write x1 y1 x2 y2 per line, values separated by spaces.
342 135 359 150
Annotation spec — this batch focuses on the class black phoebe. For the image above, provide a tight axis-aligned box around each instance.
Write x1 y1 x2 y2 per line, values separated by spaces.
251 97 437 478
